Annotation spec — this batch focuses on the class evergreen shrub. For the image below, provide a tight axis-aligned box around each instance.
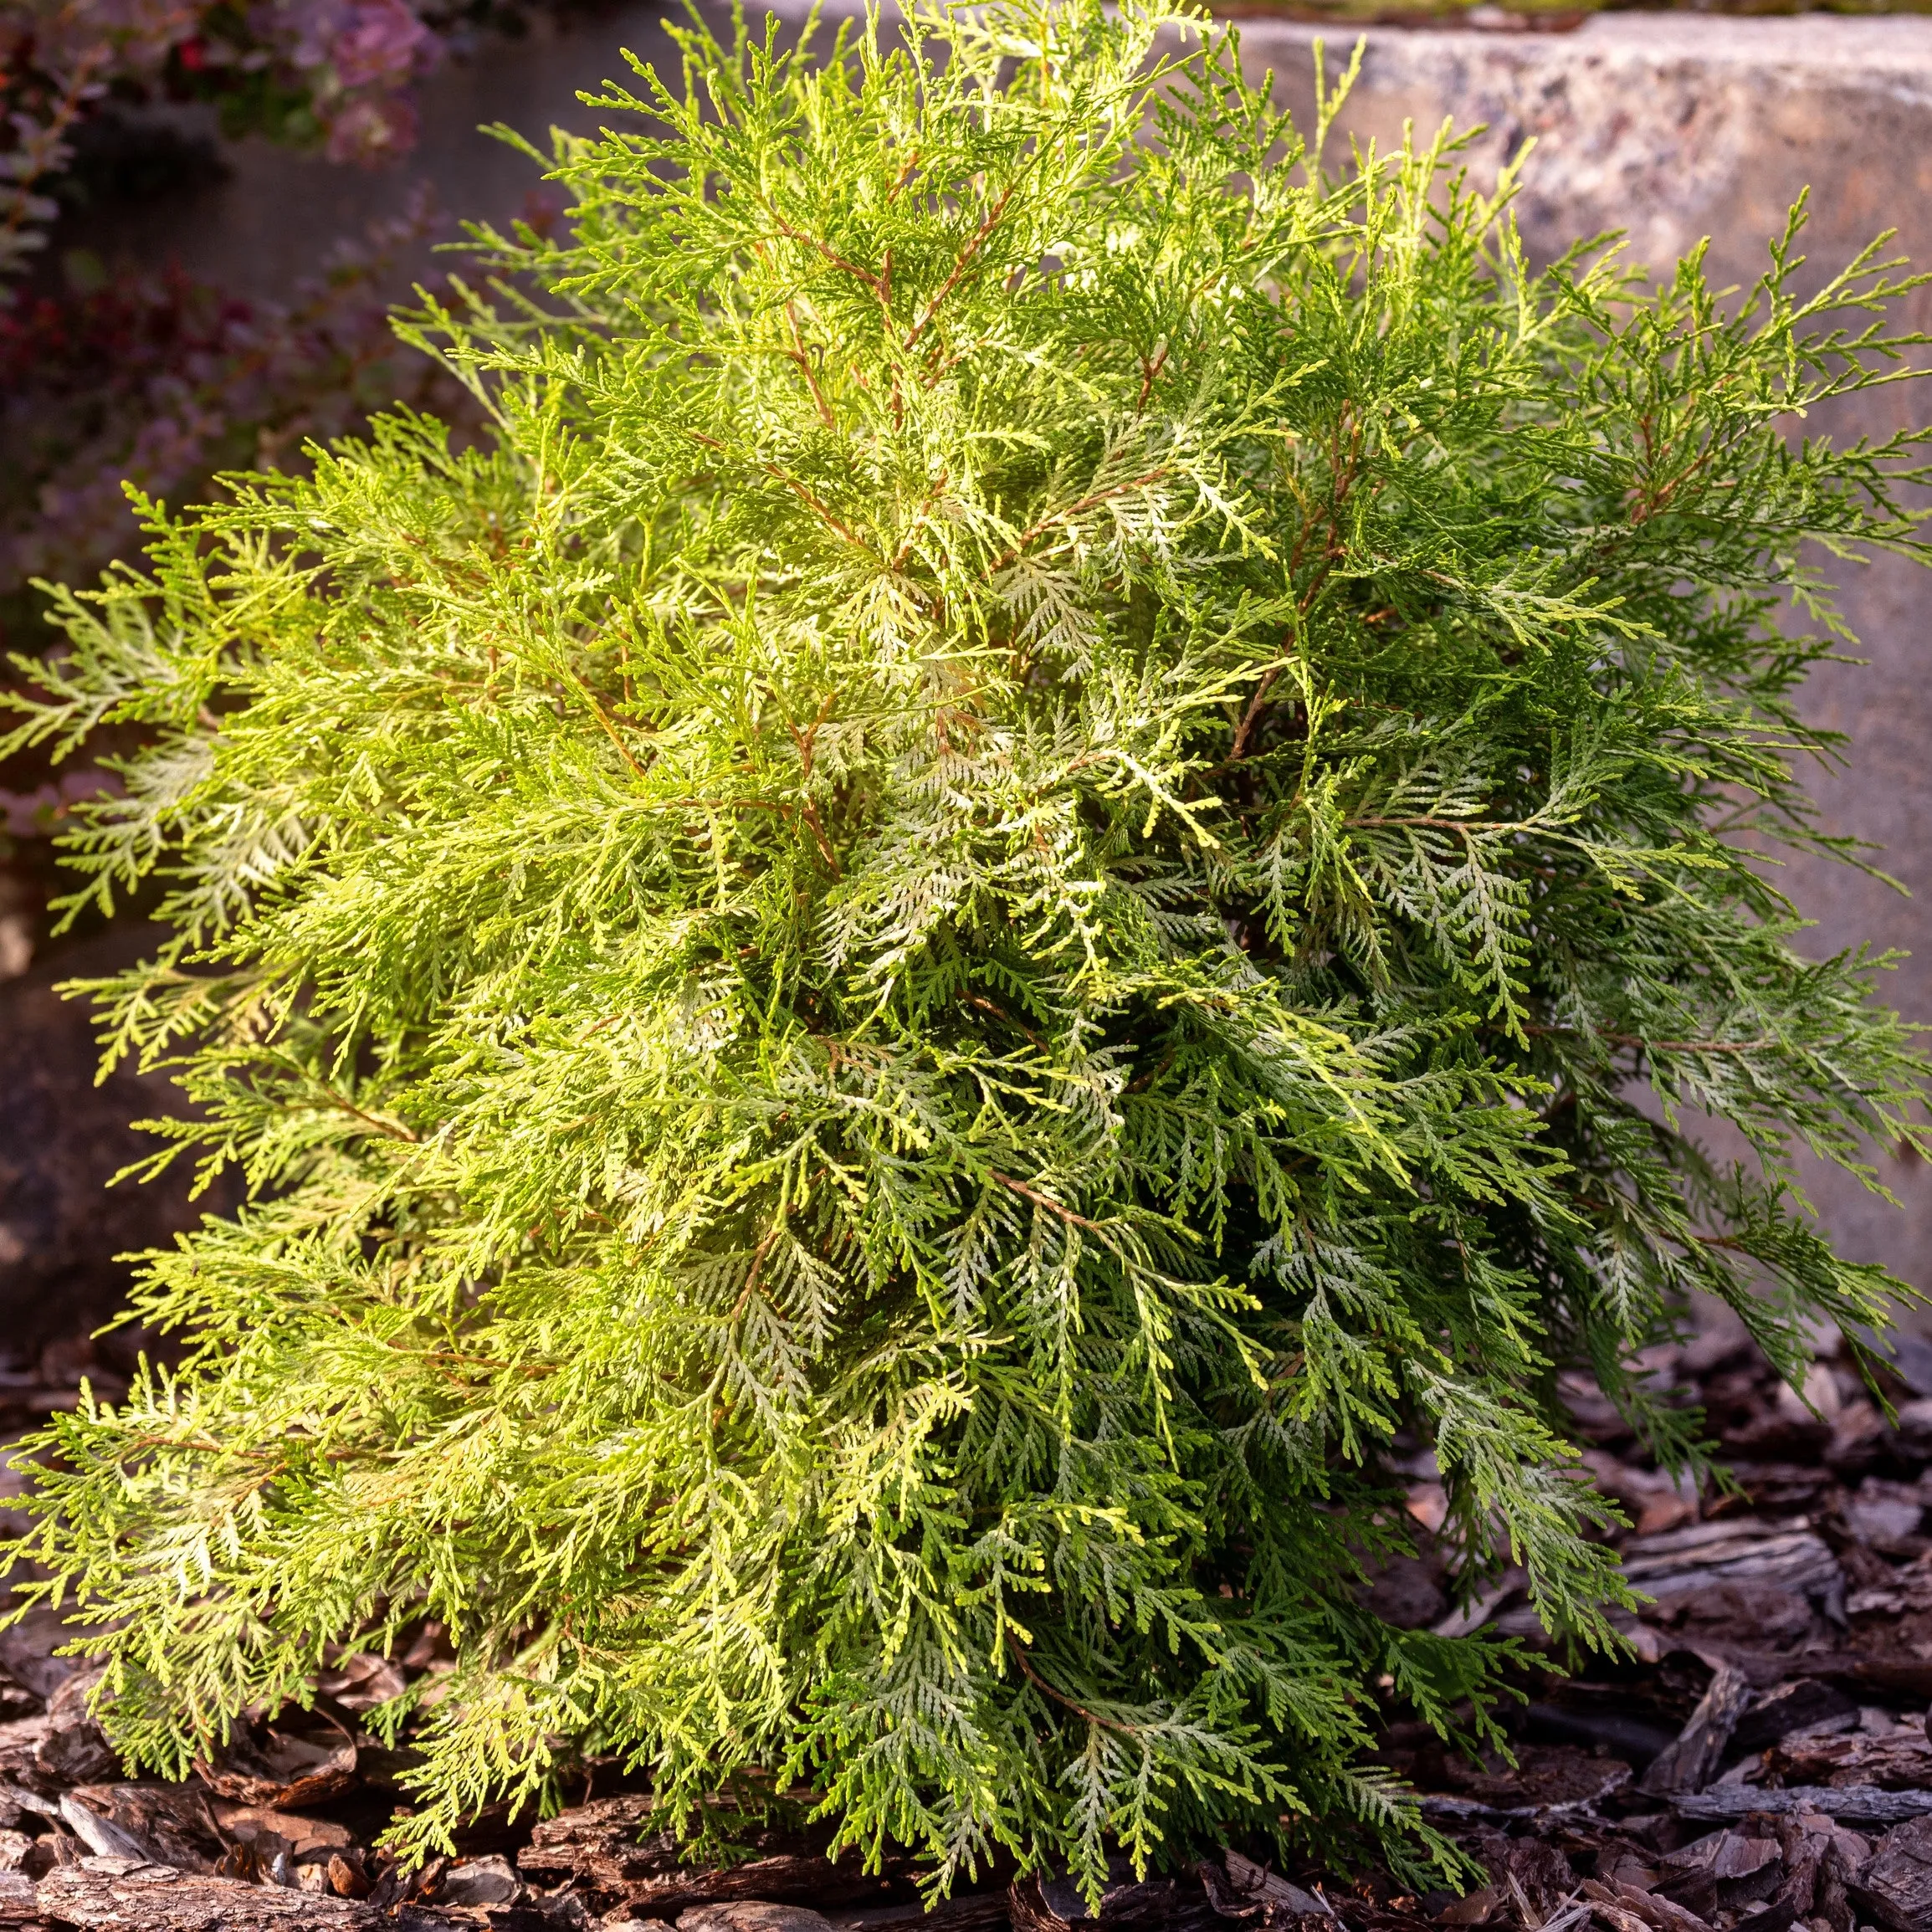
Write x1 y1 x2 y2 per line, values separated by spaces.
6 0 1932 1895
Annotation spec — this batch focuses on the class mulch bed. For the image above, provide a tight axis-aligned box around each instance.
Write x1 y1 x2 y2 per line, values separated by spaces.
5 1301 1932 1932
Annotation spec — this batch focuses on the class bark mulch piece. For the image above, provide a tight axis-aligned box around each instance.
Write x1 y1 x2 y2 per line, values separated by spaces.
1848 1814 1932 1932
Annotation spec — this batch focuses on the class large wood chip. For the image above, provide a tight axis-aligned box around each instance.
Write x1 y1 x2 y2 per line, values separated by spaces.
1621 1521 1842 1605
1676 1787 1932 1827
208 1801 355 1861
1816 1837 1861 1932
1420 1746 1632 1824
36 1858 377 1930
1655 1828 1782 1919
0 1714 53 1787
678 1906 835 1932
60 1788 225 1874
1008 1861 1227 1932
518 1797 913 1914
1217 1849 1331 1922
33 1676 118 1791
519 1794 662 1878
1586 1895 1654 1932
620 1852 889 1916
33 1856 546 1932
823 1895 1010 1932
1748 1814 1829 1932
1580 1878 1712 1932
194 1724 357 1811
1817 1657 1932 1704
1849 1815 1932 1932
1639 1666 1753 1797
1765 1728 1932 1791
1730 1681 1858 1758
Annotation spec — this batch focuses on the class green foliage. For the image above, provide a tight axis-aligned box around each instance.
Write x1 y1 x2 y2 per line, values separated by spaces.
6 0 1932 1896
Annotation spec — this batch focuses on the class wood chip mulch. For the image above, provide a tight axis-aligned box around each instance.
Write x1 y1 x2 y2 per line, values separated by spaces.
5 1301 1932 1932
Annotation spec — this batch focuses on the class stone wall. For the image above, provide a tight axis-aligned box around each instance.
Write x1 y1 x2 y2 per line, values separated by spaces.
43 9 1932 1309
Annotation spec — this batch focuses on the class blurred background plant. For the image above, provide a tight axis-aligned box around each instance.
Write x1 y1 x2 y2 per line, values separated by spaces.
0 0 515 286
0 180 490 940
0 0 525 975
0 184 477 625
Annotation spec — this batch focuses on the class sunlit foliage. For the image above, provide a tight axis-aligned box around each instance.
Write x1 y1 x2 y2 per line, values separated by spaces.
6 0 1930 1897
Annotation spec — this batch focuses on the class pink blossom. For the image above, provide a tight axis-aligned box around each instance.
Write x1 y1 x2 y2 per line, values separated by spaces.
330 0 434 90
324 89 416 165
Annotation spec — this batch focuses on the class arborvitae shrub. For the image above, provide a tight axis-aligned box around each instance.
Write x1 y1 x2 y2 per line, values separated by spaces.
6 0 1932 1894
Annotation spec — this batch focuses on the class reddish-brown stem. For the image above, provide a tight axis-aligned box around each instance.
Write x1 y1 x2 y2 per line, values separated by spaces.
1005 1632 1137 1736
908 182 1018 350
990 1171 1105 1232
784 303 836 429
689 432 874 557
1134 341 1171 417
985 467 1174 577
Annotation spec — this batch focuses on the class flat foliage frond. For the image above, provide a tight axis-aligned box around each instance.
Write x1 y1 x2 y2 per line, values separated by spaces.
6 0 1932 1898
